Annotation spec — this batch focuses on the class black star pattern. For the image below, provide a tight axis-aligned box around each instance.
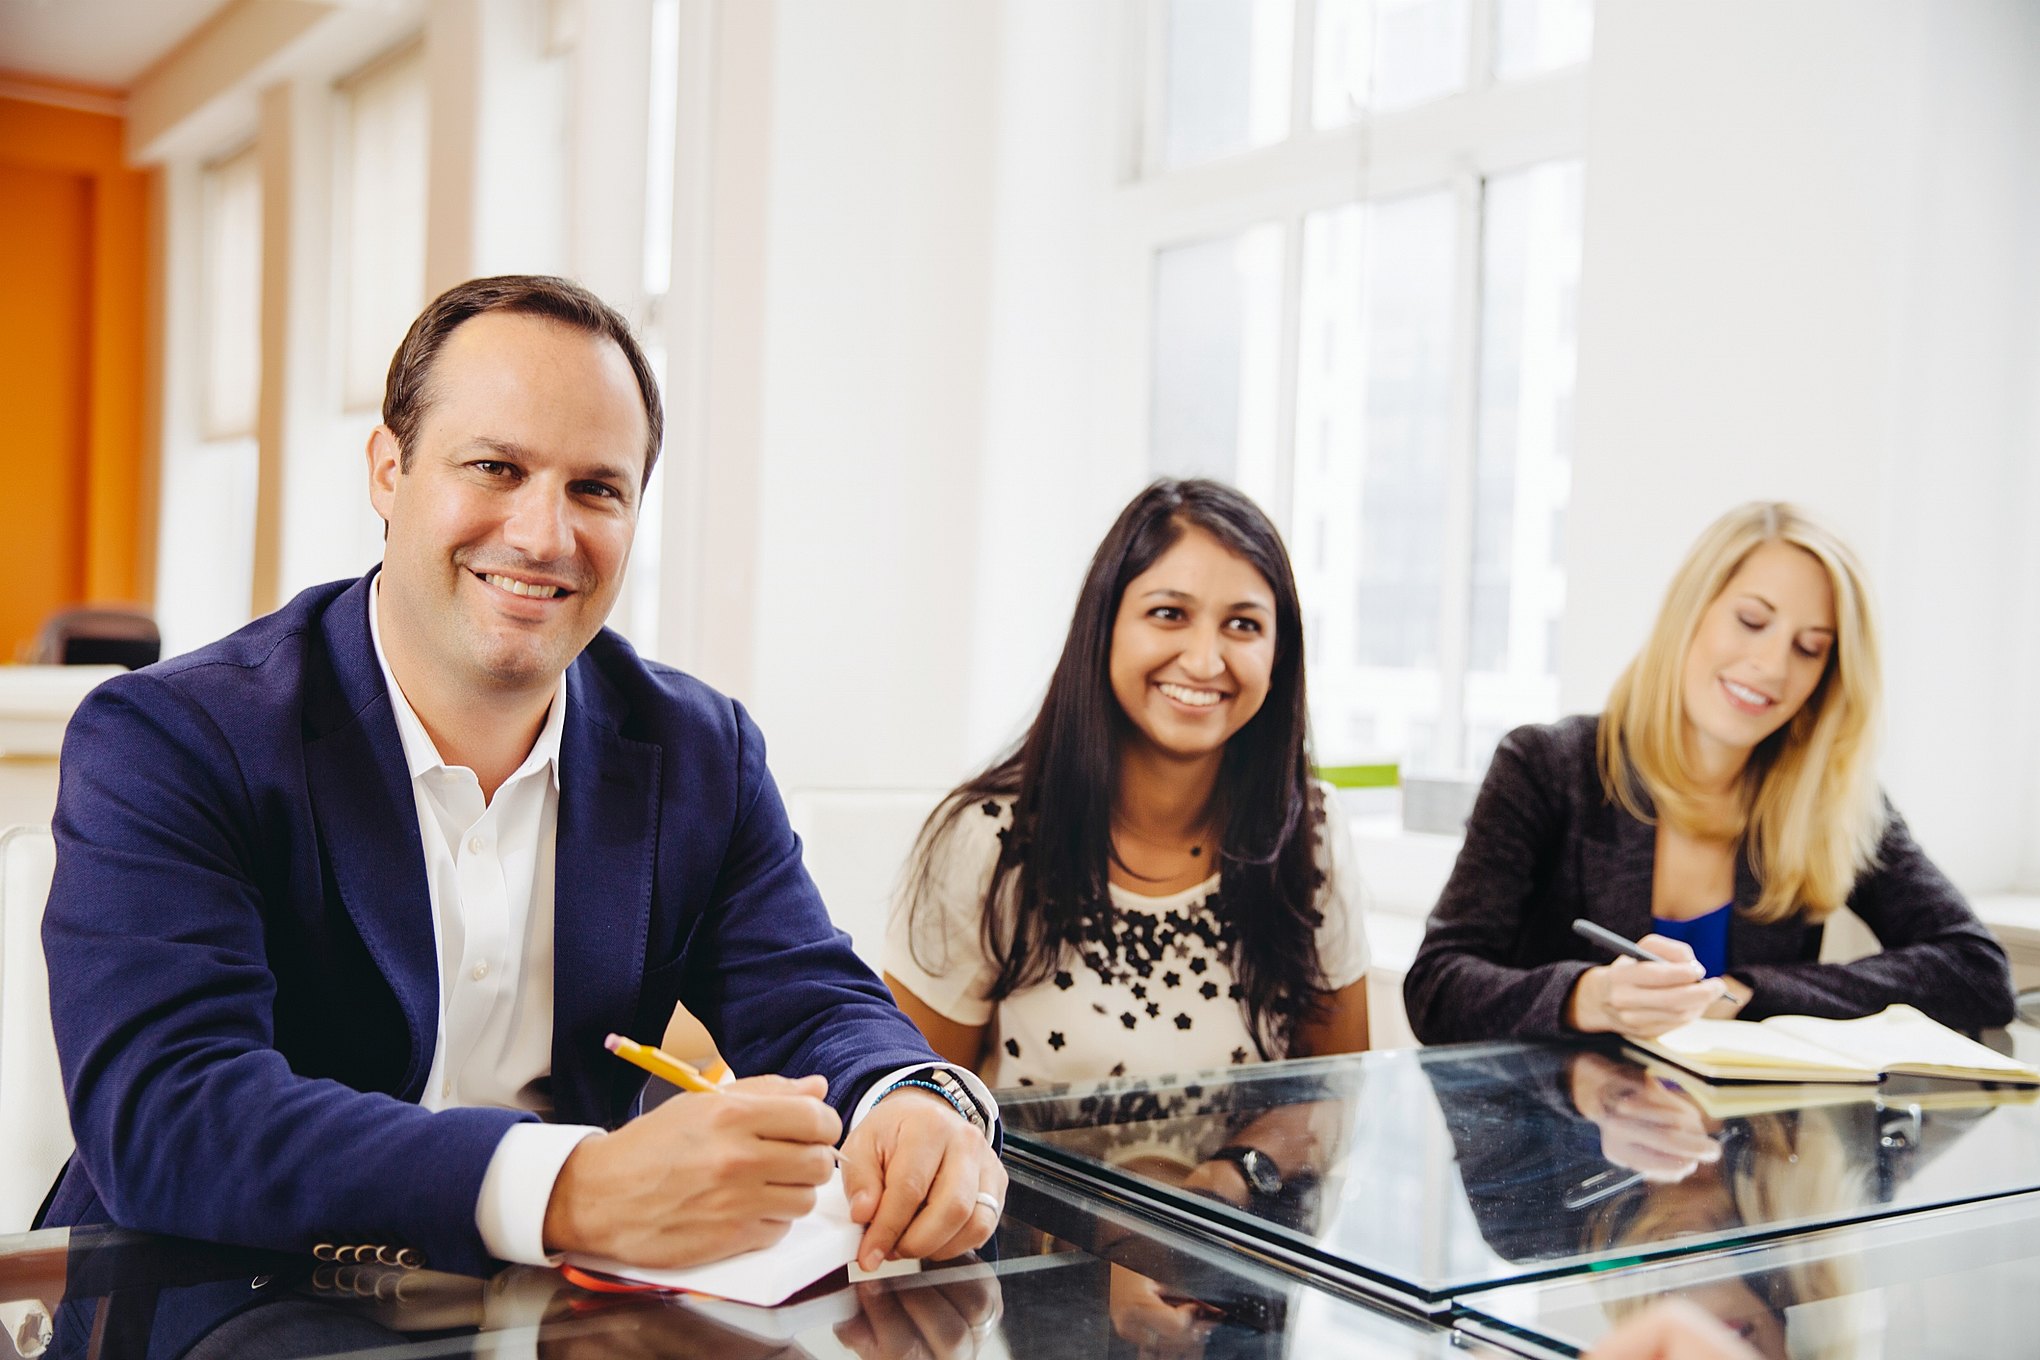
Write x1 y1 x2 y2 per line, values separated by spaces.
1053 970 1073 990
1231 1047 1250 1064
1145 1001 1160 1018
1198 980 1219 1000
1018 1077 1035 1086
1189 956 1208 974
1062 888 1233 991
1110 1063 1126 1077
1120 1012 1138 1030
1048 1031 1066 1050
1173 1013 1193 1030
981 799 1001 817
1228 984 1244 1000
1131 982 1147 1000
1162 971 1181 989
1004 1038 1020 1057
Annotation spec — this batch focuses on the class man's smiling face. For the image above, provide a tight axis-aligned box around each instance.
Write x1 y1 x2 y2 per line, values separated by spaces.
367 309 648 700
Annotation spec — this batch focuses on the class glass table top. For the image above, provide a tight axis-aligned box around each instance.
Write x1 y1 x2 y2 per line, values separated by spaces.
1455 1187 2040 1358
996 1035 2040 1311
0 1167 1520 1360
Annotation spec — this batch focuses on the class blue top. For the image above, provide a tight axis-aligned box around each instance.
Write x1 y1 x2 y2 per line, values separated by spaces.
1653 902 1732 978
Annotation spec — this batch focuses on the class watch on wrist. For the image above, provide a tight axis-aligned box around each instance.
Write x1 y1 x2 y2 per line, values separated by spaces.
1209 1144 1283 1198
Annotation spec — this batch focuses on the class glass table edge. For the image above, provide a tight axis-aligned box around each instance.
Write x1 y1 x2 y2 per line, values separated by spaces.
1444 1185 2040 1359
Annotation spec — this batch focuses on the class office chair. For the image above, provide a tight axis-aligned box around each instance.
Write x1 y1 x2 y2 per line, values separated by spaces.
0 825 69 1231
27 607 160 670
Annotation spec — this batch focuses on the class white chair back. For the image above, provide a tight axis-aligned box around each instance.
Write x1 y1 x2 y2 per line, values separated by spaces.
0 825 69 1231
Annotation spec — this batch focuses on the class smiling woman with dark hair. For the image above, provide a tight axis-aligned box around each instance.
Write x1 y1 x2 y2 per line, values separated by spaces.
883 478 1370 1089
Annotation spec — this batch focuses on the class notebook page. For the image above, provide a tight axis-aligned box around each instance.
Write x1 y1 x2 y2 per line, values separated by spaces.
1648 1018 1876 1075
1766 1005 2037 1078
566 1167 864 1306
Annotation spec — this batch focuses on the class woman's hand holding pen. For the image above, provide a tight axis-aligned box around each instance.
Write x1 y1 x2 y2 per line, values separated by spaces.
1567 934 1725 1037
1569 1053 1720 1184
540 1074 842 1268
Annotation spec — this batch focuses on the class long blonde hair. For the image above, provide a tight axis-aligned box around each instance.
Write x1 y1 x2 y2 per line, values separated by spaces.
1597 503 1885 924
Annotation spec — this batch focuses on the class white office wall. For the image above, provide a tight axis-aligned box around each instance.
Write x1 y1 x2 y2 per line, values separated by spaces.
963 1 1142 766
1560 0 2040 892
740 0 1003 796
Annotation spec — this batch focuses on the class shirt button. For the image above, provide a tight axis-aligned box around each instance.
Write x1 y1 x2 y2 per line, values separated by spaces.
468 836 485 854
472 961 489 981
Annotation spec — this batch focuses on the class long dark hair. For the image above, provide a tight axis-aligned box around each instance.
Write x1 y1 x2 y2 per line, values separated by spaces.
904 478 1329 1056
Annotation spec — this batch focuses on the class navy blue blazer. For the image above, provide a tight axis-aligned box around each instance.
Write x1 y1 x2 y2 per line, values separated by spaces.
39 573 942 1277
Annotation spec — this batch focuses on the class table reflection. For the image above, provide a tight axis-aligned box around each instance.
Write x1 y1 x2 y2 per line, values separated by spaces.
999 1037 2040 1303
0 1173 1510 1360
1460 1189 2040 1358
0 1226 1005 1360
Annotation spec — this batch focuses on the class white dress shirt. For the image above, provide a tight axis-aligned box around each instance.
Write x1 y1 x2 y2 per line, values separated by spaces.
368 579 997 1269
370 579 595 1264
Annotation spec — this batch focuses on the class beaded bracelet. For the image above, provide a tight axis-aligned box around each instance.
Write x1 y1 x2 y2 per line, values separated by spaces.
879 1077 984 1134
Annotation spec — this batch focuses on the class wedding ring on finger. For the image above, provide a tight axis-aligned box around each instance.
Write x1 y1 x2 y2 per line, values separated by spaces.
973 1191 1003 1216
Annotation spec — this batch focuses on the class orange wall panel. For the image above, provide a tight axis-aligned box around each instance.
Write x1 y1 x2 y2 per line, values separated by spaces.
0 163 92 659
0 93 152 661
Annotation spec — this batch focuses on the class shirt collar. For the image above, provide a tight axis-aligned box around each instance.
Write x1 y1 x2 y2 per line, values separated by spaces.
368 573 567 791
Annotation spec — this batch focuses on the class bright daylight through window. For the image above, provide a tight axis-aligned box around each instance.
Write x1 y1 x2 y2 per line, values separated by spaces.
1144 0 1590 779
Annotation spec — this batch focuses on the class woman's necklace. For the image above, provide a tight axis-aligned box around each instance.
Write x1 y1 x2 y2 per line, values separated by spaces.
1112 818 1215 877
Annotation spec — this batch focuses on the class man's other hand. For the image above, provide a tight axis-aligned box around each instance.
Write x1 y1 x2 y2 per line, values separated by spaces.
842 1088 1006 1271
541 1074 840 1267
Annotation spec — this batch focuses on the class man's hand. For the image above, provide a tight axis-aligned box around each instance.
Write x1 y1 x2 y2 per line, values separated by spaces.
834 1272 1004 1360
541 1074 840 1268
842 1088 1006 1271
1568 935 1725 1036
1108 1265 1220 1360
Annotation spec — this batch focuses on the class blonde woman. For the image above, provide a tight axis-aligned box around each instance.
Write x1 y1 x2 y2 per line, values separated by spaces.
1404 502 2014 1044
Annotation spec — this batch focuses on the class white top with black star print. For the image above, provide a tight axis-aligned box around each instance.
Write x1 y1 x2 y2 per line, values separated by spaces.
885 787 1370 1089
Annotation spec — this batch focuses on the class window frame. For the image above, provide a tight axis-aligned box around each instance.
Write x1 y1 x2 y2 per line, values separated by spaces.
1113 0 1590 771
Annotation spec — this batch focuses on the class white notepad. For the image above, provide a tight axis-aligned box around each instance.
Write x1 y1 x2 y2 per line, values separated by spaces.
566 1168 864 1306
1630 1005 2040 1085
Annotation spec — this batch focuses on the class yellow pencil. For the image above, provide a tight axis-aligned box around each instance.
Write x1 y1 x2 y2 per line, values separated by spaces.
604 1033 721 1093
604 1033 844 1163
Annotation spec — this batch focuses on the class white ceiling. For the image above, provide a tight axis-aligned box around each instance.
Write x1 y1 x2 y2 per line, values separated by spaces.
0 0 234 89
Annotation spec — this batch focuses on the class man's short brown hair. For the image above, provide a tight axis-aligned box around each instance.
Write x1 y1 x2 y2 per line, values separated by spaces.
382 275 664 486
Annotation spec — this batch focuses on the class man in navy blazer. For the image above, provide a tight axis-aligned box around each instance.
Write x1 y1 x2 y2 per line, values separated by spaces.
40 276 1004 1280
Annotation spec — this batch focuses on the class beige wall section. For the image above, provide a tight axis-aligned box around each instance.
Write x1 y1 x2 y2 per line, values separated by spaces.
422 0 570 294
250 79 333 615
655 0 775 701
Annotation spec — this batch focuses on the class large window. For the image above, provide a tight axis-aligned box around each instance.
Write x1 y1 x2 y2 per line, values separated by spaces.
1139 0 1589 774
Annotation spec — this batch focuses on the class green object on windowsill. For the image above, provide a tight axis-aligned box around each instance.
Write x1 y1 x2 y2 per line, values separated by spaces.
1315 763 1398 789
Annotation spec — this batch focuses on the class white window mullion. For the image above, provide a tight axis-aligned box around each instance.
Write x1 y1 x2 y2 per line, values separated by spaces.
1469 0 1500 93
1287 0 1317 138
1139 0 1169 179
1271 215 1306 534
1435 170 1485 772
